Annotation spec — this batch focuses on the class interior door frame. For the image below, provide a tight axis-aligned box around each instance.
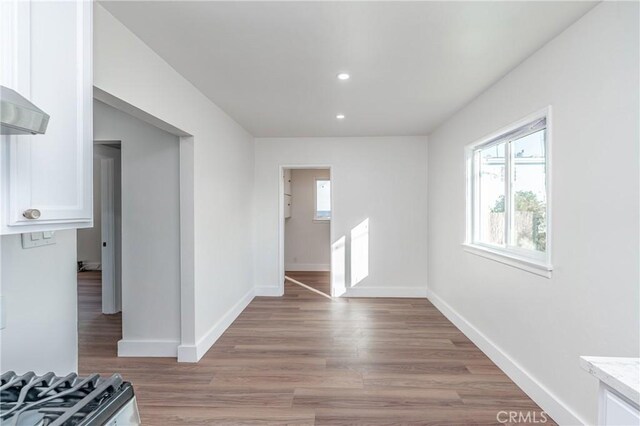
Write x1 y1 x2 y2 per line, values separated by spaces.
99 155 117 314
278 165 334 297
93 87 197 362
93 141 122 315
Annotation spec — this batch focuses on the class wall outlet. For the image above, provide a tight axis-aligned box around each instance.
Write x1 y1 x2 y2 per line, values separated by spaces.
21 231 56 249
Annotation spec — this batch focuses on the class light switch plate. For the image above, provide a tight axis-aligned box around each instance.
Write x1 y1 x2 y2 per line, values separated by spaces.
21 232 56 249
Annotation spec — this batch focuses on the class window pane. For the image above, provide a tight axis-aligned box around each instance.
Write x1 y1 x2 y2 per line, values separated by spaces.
511 130 546 252
477 142 506 246
316 180 331 219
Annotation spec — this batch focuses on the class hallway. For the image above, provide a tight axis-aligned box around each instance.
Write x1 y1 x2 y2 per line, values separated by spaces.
77 271 553 425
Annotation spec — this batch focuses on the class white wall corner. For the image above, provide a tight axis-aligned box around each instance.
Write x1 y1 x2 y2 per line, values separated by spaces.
426 289 586 426
176 344 198 363
178 288 255 363
117 339 179 357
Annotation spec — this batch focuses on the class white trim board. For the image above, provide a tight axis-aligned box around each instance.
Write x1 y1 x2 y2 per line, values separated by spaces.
285 263 330 272
426 289 586 426
117 339 179 357
100 156 118 315
343 286 427 298
462 243 552 278
177 288 255 363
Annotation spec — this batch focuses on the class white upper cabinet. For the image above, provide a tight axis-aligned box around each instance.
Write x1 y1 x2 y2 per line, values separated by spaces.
0 0 93 234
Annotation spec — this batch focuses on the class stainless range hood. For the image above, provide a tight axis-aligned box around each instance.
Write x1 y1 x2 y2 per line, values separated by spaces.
0 85 50 135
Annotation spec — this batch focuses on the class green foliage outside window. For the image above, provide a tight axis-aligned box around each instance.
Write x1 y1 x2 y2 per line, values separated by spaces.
490 191 546 251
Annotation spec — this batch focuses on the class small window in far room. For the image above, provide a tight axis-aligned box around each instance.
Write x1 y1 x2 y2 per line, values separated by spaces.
465 108 551 276
315 179 331 221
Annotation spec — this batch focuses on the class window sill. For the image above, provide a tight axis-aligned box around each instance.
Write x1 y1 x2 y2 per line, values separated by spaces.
313 218 331 224
462 243 552 278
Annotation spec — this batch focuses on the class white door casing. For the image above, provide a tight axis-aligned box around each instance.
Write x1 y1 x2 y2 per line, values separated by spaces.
100 157 118 314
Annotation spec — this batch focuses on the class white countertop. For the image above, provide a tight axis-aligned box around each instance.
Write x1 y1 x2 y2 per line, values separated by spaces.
580 356 640 405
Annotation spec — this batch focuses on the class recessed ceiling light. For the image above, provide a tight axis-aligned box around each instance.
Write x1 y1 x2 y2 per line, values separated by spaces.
337 73 350 80
336 114 345 120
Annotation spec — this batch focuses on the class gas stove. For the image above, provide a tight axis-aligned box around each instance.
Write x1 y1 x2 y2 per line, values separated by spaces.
0 371 140 426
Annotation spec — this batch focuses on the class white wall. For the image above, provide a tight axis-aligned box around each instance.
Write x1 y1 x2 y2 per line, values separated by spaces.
94 5 255 361
93 100 181 354
0 230 77 374
255 136 428 297
285 169 330 271
426 3 639 425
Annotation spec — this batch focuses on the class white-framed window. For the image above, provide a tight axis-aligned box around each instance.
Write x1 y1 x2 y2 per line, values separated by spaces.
464 107 552 277
314 178 331 221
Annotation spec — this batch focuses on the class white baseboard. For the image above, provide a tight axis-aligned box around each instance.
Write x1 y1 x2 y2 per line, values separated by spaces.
177 287 255 363
117 339 179 357
255 286 284 297
176 344 197 363
332 286 347 297
426 289 586 426
285 263 331 272
343 286 427 298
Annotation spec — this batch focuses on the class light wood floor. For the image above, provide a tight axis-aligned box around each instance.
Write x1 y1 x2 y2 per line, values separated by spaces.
285 271 332 298
78 271 553 425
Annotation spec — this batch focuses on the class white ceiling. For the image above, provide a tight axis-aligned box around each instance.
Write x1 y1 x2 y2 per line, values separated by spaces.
99 1 597 138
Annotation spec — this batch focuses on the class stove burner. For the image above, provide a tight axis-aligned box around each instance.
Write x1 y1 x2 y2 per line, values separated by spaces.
0 371 134 426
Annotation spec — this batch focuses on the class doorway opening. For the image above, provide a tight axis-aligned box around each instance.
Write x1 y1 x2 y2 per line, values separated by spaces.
77 95 189 360
281 167 332 298
76 140 123 364
77 141 122 315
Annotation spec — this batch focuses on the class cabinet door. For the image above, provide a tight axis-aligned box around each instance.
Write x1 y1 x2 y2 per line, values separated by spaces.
0 0 92 234
603 389 640 426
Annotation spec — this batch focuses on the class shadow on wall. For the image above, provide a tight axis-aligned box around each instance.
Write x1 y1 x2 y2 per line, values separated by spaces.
332 218 370 296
